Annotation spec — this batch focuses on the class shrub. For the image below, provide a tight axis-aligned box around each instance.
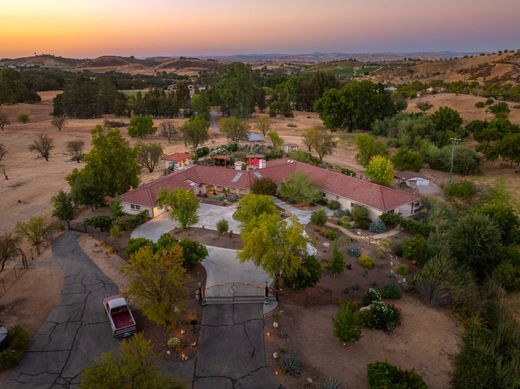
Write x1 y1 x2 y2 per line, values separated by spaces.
216 219 229 234
109 224 122 239
361 301 401 331
394 264 410 276
7 325 30 351
363 288 382 306
178 239 208 269
351 205 371 229
445 181 476 200
311 209 327 227
327 245 345 273
327 200 341 210
339 216 352 229
340 168 356 176
284 256 322 289
369 219 387 234
333 301 362 343
379 213 400 227
167 337 180 349
17 113 29 123
475 101 486 108
359 255 375 270
413 255 480 313
195 146 209 158
380 283 402 300
493 261 520 291
85 215 113 232
401 235 428 264
399 218 432 236
334 208 351 218
125 237 153 257
348 244 361 257
367 361 427 389
282 356 301 376
0 349 22 370
324 229 337 240
251 177 277 196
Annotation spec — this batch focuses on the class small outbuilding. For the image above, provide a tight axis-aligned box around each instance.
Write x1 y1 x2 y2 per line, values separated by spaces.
162 152 193 172
395 171 430 189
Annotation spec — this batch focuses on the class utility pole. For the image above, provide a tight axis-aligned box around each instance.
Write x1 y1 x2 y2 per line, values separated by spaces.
448 138 461 184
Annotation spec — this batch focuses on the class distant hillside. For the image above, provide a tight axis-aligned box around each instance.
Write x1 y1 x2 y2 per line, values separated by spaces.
0 54 221 76
372 51 520 85
0 54 84 68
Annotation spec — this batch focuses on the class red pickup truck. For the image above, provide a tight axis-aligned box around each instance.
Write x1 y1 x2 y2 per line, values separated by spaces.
103 295 137 338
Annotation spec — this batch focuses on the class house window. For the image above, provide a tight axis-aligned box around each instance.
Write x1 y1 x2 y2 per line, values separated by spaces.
130 204 141 210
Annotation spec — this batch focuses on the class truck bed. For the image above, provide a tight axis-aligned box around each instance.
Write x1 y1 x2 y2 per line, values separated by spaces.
112 310 135 329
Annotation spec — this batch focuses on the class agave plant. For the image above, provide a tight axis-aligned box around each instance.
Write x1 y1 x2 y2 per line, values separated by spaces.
282 356 301 376
322 378 342 389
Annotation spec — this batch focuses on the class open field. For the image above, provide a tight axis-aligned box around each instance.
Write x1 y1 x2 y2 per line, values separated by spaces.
0 94 199 233
407 93 520 124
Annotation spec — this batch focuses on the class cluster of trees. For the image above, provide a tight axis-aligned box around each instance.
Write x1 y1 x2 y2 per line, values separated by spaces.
53 76 195 119
315 81 398 131
53 76 122 118
374 183 520 387
6 68 186 92
67 126 140 207
471 118 520 168
0 69 41 104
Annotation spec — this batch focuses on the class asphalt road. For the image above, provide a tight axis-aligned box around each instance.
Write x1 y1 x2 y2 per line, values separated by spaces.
193 304 278 389
6 231 120 388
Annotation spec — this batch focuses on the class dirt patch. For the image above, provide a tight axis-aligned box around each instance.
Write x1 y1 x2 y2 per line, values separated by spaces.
78 234 128 290
172 227 243 250
266 295 462 389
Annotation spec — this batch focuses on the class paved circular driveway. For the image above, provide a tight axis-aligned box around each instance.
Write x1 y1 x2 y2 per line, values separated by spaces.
132 203 241 242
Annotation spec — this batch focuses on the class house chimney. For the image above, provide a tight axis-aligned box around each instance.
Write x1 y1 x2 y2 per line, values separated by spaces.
259 159 266 169
235 161 243 171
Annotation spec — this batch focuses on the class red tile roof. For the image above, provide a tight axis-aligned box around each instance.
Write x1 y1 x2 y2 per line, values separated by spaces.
120 159 419 212
162 152 193 162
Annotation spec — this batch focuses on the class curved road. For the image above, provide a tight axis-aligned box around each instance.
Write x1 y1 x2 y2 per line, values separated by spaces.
6 232 120 388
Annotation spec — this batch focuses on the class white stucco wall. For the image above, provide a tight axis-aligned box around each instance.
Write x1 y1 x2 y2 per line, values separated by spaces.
122 202 153 217
324 192 383 221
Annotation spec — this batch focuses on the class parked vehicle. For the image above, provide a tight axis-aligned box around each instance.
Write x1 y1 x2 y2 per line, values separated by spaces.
103 295 137 338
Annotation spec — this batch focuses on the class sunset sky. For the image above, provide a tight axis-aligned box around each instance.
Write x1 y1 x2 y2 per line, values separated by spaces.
1 0 519 58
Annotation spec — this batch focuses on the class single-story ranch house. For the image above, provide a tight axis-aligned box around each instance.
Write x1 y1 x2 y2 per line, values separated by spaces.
120 158 421 220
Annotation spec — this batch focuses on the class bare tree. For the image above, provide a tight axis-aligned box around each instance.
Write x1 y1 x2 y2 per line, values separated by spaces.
66 140 85 163
0 143 7 163
51 115 67 132
0 143 7 180
160 122 176 144
0 233 23 272
29 134 55 161
0 111 9 131
135 142 163 173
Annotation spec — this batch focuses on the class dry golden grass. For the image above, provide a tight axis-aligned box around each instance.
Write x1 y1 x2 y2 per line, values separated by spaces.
408 93 520 124
0 95 199 233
